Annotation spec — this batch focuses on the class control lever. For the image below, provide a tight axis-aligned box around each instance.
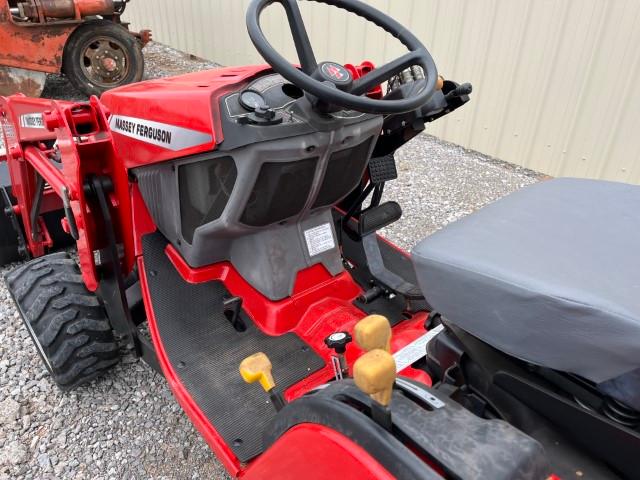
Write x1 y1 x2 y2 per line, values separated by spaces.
239 352 285 411
353 349 396 431
223 296 246 332
445 83 473 101
324 332 352 379
354 314 392 353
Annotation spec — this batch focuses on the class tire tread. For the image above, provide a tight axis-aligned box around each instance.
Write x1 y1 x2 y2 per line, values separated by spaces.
4 253 119 390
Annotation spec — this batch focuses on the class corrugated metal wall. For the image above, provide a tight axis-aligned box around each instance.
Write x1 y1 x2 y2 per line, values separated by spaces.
125 0 640 183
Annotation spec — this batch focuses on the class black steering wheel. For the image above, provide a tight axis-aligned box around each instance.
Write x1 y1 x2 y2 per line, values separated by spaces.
246 0 439 115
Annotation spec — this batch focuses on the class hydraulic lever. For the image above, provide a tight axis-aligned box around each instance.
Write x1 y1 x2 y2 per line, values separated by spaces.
353 315 396 430
239 352 286 411
354 314 392 353
353 349 396 431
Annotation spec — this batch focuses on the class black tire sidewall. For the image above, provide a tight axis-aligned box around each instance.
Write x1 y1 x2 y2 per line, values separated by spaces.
63 20 144 97
20 311 55 376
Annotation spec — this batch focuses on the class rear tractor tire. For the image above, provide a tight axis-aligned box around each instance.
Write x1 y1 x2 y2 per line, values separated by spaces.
5 253 120 390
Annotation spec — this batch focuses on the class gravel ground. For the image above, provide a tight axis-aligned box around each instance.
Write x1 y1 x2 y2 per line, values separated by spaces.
381 135 544 249
1 43 544 480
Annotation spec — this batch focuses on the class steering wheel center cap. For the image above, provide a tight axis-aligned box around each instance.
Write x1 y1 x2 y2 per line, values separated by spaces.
317 61 353 89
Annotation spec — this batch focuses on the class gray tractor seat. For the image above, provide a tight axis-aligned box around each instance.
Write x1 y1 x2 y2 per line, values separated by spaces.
412 178 640 409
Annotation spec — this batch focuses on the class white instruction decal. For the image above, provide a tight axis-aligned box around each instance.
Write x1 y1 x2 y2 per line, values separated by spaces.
20 113 44 129
304 223 335 257
394 324 444 372
109 114 212 151
0 123 5 157
1 117 15 157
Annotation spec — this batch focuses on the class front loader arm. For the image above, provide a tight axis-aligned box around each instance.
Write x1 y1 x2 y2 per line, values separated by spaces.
0 94 134 292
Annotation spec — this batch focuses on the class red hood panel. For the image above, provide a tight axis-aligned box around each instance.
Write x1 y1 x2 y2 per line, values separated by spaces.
100 65 272 169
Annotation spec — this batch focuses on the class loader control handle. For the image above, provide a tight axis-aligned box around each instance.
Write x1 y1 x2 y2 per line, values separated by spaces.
246 0 439 115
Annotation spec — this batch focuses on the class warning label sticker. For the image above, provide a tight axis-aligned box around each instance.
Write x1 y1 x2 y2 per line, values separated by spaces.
304 223 336 257
0 123 5 157
393 324 444 372
109 114 212 151
20 113 44 129
1 117 16 153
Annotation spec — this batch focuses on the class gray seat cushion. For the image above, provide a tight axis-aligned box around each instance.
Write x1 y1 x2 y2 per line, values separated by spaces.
412 178 640 385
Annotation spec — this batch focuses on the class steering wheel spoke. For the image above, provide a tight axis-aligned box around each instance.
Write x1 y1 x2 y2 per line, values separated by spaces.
280 0 318 74
350 50 423 97
247 0 439 114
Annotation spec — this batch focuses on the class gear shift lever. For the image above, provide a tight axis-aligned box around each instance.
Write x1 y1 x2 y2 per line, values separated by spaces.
353 349 396 430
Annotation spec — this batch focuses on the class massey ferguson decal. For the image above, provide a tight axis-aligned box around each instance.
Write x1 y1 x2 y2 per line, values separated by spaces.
321 62 350 82
109 115 213 151
20 113 45 129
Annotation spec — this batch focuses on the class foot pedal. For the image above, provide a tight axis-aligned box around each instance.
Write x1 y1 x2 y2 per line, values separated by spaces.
359 202 402 237
368 154 398 185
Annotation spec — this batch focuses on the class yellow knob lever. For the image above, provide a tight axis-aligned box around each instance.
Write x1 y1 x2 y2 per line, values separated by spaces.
239 352 276 392
354 315 392 353
353 349 397 407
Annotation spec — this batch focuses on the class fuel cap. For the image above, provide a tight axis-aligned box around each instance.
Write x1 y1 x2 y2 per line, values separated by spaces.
324 331 353 354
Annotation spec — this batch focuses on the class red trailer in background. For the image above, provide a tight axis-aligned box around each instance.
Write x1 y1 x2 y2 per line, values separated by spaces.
0 0 149 97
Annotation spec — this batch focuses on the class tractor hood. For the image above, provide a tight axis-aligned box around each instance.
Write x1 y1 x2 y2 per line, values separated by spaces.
101 65 272 169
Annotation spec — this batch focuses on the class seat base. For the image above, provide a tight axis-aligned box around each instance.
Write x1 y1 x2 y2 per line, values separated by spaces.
412 178 640 391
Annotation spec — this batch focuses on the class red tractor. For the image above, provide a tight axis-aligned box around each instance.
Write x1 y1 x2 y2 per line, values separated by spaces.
1 1 638 479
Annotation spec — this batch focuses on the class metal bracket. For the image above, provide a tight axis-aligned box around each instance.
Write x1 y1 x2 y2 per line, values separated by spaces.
362 234 423 300
330 355 343 380
137 333 161 374
61 186 79 240
223 296 246 332
1 186 30 259
29 173 44 241
395 377 445 410
86 175 140 355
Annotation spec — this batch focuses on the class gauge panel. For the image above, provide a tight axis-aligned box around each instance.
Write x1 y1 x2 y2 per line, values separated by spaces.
239 90 265 112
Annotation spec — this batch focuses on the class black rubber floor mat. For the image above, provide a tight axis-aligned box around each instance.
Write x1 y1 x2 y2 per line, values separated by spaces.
142 233 325 462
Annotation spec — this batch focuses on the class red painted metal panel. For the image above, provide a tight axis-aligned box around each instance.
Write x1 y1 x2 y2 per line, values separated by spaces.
101 65 273 168
137 255 243 477
163 242 432 396
240 424 396 480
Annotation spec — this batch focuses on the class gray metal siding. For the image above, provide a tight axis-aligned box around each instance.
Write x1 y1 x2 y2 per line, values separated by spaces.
125 0 640 183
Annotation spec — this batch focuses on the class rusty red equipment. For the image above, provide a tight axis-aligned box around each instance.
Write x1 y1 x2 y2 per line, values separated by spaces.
0 0 149 97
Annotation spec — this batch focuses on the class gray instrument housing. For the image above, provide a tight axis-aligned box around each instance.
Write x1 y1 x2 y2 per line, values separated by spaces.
136 83 382 300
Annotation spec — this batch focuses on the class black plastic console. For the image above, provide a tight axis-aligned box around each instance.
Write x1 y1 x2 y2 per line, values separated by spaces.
265 379 551 480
